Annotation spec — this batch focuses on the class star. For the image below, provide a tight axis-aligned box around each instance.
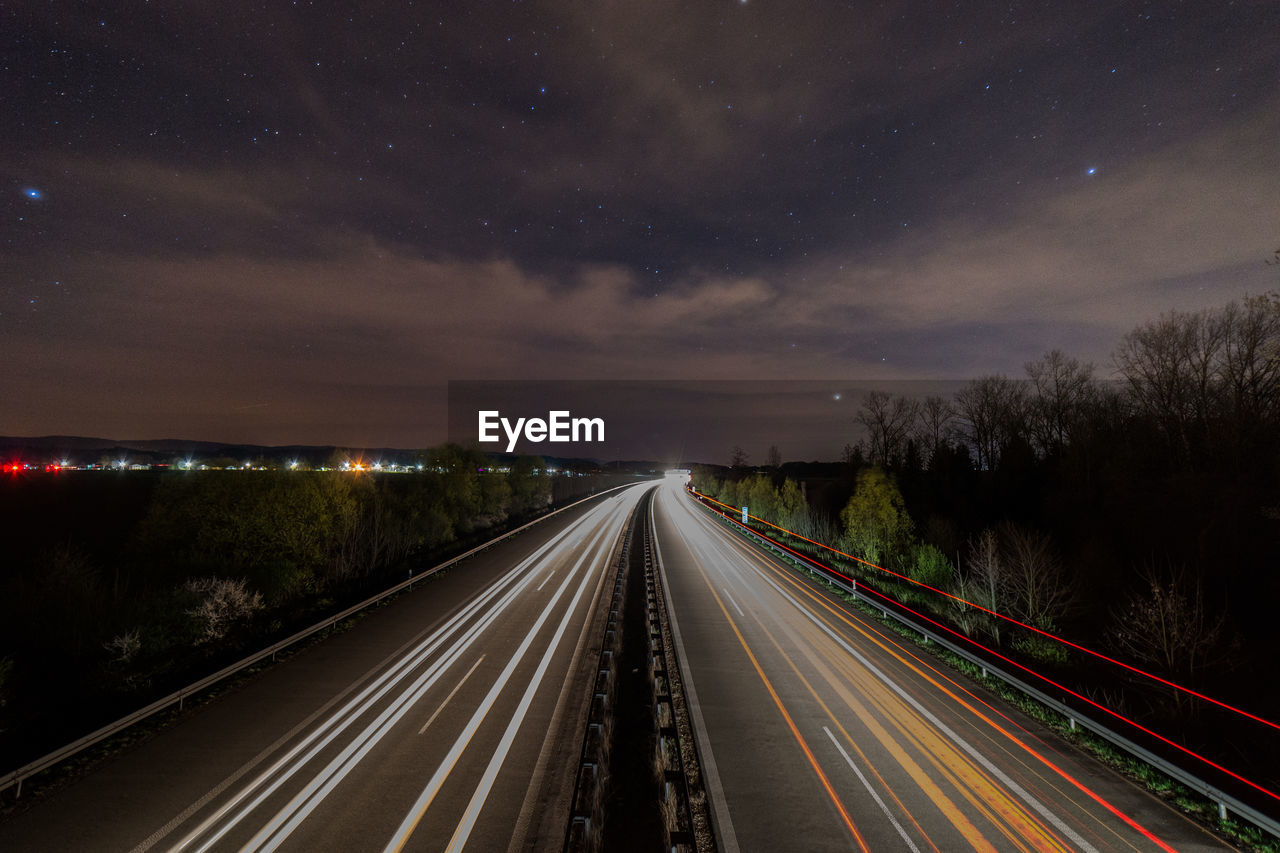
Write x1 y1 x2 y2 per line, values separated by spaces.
1086 167 1098 175
24 188 43 200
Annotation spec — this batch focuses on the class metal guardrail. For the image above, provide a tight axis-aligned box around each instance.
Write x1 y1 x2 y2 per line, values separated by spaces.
0 483 635 798
698 501 1280 842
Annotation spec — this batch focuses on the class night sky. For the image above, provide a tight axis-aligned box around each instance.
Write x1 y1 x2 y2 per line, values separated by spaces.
4 1 1278 449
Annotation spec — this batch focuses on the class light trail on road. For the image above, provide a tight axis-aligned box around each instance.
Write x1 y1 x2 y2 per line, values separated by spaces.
0 484 654 853
652 475 1230 852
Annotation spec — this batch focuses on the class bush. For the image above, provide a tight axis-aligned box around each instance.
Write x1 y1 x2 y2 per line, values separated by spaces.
1012 633 1069 665
910 543 952 589
182 577 264 645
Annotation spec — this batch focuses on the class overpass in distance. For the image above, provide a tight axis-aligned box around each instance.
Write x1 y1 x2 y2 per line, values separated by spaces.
0 476 1235 851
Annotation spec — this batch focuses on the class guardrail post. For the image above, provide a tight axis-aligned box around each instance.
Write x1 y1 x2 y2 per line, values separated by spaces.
1069 717 1076 731
1219 802 1228 821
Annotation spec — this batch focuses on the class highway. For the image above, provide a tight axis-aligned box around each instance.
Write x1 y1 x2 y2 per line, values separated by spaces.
651 475 1233 853
0 482 654 853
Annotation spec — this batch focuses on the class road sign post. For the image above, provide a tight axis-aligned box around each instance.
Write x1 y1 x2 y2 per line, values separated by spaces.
742 506 748 523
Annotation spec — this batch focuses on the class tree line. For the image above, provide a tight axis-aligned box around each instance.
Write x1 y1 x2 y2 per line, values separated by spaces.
0 446 607 768
692 294 1280 772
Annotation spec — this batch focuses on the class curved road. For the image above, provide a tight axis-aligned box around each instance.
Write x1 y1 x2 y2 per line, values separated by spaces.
651 475 1232 853
0 482 654 853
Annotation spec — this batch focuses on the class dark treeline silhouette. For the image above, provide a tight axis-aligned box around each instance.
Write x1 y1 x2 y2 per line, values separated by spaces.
693 294 1280 797
0 445 629 769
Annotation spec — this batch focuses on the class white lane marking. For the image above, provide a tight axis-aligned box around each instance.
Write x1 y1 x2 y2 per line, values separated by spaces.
239 567 544 852
823 726 923 853
503 494 632 853
536 569 555 591
712 517 1100 853
253 508 626 853
176 498 617 853
420 656 487 735
443 517 617 851
381 518 616 853
650 485 742 853
721 587 745 618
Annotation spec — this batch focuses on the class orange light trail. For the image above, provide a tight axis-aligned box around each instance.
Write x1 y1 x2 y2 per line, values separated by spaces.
693 489 1280 734
692 492 1280 808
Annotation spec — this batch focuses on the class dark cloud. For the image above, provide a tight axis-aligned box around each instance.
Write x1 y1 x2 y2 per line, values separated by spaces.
2 1 1277 448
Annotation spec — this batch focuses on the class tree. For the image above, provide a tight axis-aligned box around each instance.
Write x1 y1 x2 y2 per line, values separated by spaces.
910 543 952 589
953 376 1027 470
744 474 779 522
839 467 913 566
1114 296 1280 465
766 444 783 470
1025 349 1097 457
855 391 919 467
776 478 807 528
1110 563 1230 713
1216 295 1280 447
1113 309 1222 459
728 446 749 468
961 528 1006 643
999 522 1073 631
913 394 956 465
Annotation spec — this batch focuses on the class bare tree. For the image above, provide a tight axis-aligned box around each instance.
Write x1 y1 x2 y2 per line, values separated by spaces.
766 444 782 469
913 394 956 463
1217 295 1280 433
963 528 1006 644
1114 297 1280 461
1025 349 1097 456
1111 562 1230 714
855 391 919 467
728 446 749 468
1000 523 1073 631
1114 308 1223 457
953 375 1027 470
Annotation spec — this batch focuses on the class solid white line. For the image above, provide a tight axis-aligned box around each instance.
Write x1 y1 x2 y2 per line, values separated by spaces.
823 726 923 853
444 514 618 851
420 656 486 735
245 566 548 852
381 517 617 853
178 563 530 853
536 570 555 591
191 499 617 853
721 587 745 618
650 485 741 853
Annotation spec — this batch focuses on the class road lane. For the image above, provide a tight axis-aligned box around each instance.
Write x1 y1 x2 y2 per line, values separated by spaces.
0 482 655 853
651 475 1232 852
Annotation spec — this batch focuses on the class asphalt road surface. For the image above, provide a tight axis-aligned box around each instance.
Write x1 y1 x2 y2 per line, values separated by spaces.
651 474 1233 853
0 482 655 853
